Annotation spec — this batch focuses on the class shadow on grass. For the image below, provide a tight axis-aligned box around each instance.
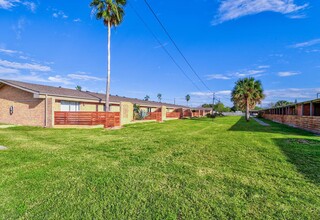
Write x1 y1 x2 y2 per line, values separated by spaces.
228 117 315 136
229 117 319 184
274 138 320 185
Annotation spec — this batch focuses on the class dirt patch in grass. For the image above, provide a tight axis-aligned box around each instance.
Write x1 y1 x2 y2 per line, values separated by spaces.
0 146 8 150
286 139 319 145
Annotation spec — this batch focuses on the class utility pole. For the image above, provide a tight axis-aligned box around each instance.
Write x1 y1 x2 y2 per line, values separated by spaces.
212 93 216 114
174 98 176 105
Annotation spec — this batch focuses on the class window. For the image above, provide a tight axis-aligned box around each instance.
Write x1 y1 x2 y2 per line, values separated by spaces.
147 108 152 113
61 101 80 111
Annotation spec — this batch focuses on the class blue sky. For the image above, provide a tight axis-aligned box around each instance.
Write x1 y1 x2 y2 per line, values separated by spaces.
1 0 320 107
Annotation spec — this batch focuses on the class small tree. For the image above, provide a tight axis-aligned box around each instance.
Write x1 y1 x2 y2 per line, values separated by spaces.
231 77 265 122
133 104 142 120
144 95 150 101
215 102 225 113
157 93 162 102
202 103 214 108
75 85 82 91
185 94 190 106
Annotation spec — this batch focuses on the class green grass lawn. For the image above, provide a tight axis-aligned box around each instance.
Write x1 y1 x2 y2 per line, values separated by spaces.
0 117 319 219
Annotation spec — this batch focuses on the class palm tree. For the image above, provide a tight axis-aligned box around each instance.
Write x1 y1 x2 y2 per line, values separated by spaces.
157 93 162 102
185 94 190 106
231 77 265 122
144 95 150 101
90 0 127 112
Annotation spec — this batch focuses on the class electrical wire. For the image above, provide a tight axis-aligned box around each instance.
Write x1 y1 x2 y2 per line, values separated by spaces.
129 2 203 92
143 0 213 93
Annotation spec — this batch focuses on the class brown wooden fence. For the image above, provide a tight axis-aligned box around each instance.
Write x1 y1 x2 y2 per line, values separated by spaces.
183 110 192 117
54 112 120 128
144 112 162 122
193 111 200 117
166 112 181 118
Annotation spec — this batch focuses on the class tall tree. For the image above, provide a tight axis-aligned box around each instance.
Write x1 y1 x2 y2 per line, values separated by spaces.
157 93 162 102
144 95 150 101
185 94 190 106
231 77 265 122
90 0 127 112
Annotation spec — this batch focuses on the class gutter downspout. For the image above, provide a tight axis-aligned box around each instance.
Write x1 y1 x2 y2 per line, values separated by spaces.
45 94 48 127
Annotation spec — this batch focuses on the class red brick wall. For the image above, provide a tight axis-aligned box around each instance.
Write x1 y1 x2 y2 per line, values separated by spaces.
0 85 49 127
263 114 320 134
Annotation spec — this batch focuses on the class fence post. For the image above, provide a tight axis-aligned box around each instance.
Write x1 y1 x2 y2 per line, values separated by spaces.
120 102 133 126
161 106 166 122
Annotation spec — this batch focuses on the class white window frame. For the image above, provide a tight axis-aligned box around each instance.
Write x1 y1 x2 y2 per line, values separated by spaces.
60 101 80 112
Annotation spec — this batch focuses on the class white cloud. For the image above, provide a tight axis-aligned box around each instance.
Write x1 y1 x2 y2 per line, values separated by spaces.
52 10 68 19
68 73 103 81
288 14 306 19
258 65 270 69
213 0 308 25
278 71 300 77
264 88 320 100
207 67 268 81
23 1 36 12
48 75 73 85
12 17 27 39
191 90 231 98
73 18 81 22
0 48 21 54
0 59 51 72
290 38 320 48
206 74 231 80
0 66 20 74
191 91 231 101
191 90 233 106
0 0 19 9
235 69 265 77
0 0 36 12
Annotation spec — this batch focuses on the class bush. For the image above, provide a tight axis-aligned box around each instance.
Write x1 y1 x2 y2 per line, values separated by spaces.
206 113 225 118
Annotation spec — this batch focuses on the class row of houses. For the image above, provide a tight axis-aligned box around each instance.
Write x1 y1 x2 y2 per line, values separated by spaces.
0 79 212 128
260 98 320 134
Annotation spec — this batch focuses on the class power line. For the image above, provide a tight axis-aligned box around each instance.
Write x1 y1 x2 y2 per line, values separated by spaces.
143 0 213 93
128 2 203 92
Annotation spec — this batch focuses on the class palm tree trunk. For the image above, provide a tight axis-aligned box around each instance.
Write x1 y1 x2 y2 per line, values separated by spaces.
105 20 111 112
246 98 250 122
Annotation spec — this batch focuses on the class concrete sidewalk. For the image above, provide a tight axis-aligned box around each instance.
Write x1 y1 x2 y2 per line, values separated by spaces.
253 117 270 126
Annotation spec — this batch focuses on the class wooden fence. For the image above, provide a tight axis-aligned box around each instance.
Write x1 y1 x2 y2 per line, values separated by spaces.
183 110 192 117
144 112 162 122
193 111 200 117
166 112 181 118
54 112 120 128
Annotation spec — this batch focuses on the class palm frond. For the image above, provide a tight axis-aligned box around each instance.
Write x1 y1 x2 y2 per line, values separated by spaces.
90 0 126 27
